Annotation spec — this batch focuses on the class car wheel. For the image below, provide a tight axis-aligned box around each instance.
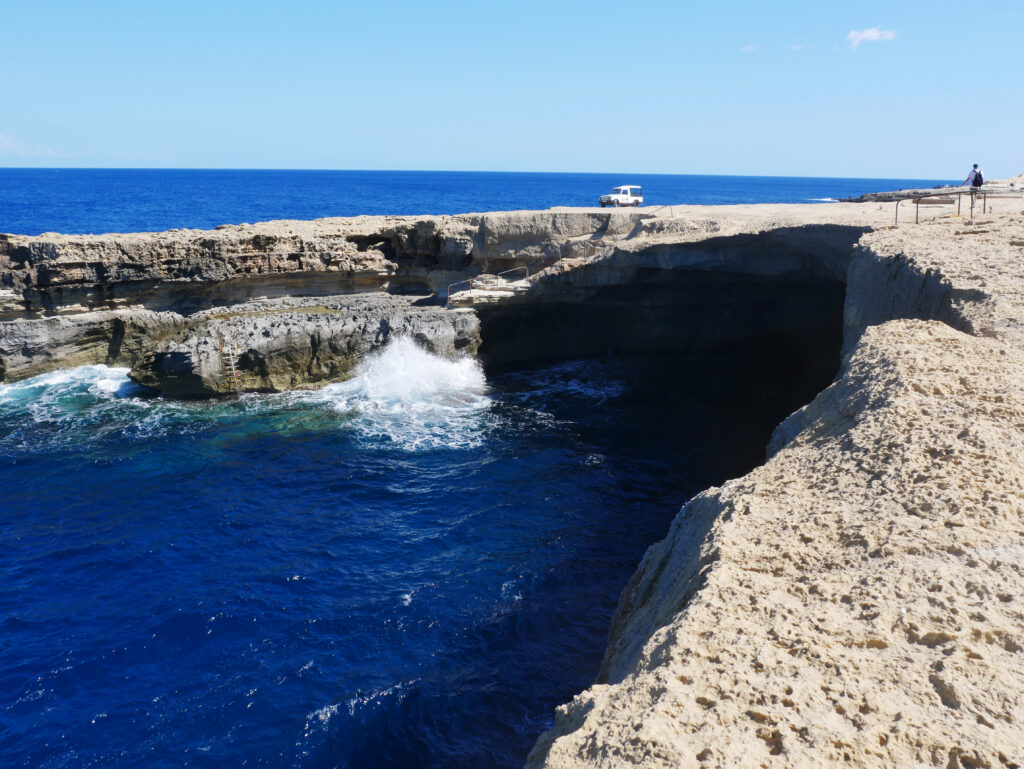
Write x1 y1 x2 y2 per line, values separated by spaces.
600 202 606 207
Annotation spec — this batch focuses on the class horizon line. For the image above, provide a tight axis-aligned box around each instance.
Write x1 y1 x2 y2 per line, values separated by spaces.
0 166 955 182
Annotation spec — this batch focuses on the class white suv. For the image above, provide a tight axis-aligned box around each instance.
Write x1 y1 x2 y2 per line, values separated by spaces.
599 185 644 207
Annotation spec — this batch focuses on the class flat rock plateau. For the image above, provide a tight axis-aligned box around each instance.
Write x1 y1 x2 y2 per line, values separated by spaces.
527 204 1024 768
2 188 1023 767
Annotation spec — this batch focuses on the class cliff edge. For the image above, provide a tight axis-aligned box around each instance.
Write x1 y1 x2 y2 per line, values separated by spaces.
2 198 1022 764
526 213 1024 767
0 204 895 393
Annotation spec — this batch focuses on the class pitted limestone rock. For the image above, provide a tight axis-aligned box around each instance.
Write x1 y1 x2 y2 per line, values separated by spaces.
128 294 480 397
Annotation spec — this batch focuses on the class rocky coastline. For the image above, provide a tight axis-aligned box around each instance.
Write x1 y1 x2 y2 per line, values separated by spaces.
0 203 900 392
2 196 1022 766
527 209 1024 768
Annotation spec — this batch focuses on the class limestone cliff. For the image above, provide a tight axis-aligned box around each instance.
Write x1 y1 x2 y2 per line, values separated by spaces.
527 213 1024 768
0 215 479 313
2 200 1022 764
0 205 897 389
129 295 479 398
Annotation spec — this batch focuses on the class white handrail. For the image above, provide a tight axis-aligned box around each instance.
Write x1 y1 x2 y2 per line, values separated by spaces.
446 265 530 308
497 265 528 281
446 278 474 308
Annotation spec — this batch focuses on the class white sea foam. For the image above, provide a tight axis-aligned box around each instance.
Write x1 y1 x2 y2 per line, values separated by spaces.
500 578 523 602
0 365 153 446
315 337 491 450
344 679 414 716
0 365 134 403
507 360 625 402
807 197 838 202
0 365 235 453
299 679 417 746
298 702 341 745
0 344 491 451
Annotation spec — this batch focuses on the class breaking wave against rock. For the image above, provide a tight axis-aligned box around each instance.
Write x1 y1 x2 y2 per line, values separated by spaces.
0 338 491 453
0 343 829 769
315 337 491 450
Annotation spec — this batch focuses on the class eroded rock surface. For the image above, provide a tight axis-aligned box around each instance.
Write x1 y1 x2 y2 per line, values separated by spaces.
527 212 1024 768
0 309 185 382
129 295 480 398
0 205 900 386
0 215 480 312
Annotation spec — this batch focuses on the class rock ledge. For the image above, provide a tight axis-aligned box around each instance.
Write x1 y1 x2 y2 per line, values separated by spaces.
527 212 1024 768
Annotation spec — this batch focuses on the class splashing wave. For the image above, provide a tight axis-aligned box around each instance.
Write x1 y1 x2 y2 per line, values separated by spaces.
314 337 491 450
0 339 491 453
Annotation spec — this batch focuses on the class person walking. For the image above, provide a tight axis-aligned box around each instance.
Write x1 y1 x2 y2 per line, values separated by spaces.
963 164 984 188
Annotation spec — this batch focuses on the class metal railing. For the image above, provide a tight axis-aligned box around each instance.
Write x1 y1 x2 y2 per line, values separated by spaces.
445 278 474 308
895 188 988 226
496 265 529 281
446 265 530 308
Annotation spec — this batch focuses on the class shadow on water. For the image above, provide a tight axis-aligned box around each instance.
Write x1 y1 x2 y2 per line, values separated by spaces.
316 338 841 769
0 285 845 769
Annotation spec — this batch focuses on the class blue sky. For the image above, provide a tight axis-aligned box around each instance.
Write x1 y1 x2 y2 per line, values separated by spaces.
1 0 1021 178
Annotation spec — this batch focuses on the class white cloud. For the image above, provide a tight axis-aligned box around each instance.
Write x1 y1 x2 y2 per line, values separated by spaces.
0 133 21 154
740 44 757 53
0 132 58 158
847 27 895 50
790 44 805 51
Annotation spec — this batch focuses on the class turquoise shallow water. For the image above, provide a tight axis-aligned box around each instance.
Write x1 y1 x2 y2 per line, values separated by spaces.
0 340 809 768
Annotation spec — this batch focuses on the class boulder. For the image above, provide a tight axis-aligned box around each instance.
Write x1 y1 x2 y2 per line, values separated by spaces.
129 294 480 397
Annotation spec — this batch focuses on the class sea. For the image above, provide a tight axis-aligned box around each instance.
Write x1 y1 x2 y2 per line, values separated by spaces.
0 170 950 769
0 169 952 236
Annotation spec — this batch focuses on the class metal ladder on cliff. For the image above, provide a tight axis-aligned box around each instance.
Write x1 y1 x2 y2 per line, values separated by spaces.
218 334 243 397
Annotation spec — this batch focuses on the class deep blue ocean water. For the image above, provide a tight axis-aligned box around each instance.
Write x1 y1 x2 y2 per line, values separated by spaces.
0 170 936 768
0 168 952 236
1 343 799 769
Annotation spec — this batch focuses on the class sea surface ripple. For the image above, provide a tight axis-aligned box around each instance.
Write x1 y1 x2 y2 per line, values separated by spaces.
2 339 797 768
0 168 952 236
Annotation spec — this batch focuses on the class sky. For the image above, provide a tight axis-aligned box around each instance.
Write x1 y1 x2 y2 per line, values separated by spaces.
1 0 1022 178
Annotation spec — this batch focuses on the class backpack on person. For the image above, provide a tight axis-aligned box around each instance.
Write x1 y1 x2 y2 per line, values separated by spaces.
973 170 984 187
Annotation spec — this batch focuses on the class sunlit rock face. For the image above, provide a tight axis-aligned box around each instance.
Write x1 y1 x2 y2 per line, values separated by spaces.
0 207 873 391
6 202 1023 766
527 213 1024 769
128 295 480 398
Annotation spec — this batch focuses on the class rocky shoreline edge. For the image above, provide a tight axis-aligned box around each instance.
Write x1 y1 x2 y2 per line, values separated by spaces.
2 196 1022 767
528 211 1024 768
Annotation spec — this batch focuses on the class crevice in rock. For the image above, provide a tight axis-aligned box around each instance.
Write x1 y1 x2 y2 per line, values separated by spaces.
107 317 126 361
477 270 846 401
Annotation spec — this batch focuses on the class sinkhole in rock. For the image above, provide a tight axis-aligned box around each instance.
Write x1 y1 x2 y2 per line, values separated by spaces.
477 267 847 476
